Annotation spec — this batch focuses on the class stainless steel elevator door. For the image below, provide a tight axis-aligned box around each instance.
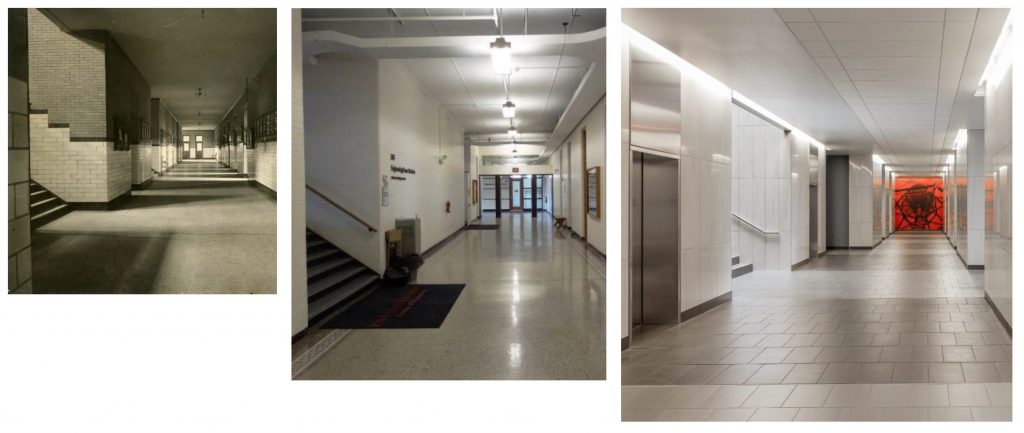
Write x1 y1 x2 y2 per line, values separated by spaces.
630 151 680 328
809 184 818 259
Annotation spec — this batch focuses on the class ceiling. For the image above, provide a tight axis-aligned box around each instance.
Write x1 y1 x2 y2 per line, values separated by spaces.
302 8 605 38
303 8 606 154
623 8 1008 172
46 8 276 129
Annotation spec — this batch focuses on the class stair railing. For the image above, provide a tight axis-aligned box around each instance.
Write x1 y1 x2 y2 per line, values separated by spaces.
732 213 778 235
305 184 378 232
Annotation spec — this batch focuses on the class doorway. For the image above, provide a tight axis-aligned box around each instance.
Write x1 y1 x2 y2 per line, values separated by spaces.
194 134 204 159
510 177 523 210
630 151 680 334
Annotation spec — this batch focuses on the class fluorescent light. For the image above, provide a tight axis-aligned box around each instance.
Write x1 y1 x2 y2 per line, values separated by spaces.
507 126 518 137
502 100 516 118
733 91 794 131
625 25 731 97
954 128 968 150
977 11 1013 94
490 37 513 75
946 154 955 165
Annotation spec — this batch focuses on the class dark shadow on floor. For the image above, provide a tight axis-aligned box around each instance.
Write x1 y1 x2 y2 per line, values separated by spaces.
31 230 171 294
116 194 236 210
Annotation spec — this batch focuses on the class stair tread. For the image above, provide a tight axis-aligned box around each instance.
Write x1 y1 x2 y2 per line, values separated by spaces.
307 256 354 280
31 196 58 207
308 274 378 319
307 248 341 263
30 203 69 221
308 264 365 298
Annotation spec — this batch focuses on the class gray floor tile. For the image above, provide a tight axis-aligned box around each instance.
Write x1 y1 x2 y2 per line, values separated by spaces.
948 383 990 406
783 384 833 407
746 364 795 384
793 407 843 421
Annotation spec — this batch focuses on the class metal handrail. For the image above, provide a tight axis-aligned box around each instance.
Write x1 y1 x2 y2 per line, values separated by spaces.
305 185 378 232
732 213 779 235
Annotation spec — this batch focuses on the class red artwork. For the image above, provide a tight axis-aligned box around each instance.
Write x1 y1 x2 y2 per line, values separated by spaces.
894 177 944 230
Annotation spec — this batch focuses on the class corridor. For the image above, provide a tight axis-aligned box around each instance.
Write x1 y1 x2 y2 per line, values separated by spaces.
622 232 1011 421
32 160 276 294
294 213 606 380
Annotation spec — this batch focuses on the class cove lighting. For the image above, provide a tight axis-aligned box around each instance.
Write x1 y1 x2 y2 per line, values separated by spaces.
977 11 1013 95
502 101 516 118
873 154 885 165
954 128 968 150
625 25 731 97
490 37 513 75
732 91 794 132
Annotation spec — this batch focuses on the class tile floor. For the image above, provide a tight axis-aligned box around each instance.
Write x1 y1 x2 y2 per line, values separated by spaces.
622 231 1011 421
31 160 276 294
296 212 606 380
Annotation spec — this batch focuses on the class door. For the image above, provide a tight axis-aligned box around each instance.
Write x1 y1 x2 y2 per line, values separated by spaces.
630 151 681 332
184 135 193 159
195 134 204 159
809 185 818 259
511 177 523 210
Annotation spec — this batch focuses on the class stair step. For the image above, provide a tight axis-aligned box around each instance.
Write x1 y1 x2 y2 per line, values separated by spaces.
30 203 71 229
307 256 354 281
30 190 46 196
307 248 341 263
731 262 753 278
307 264 365 299
308 274 378 320
31 196 57 208
306 238 328 249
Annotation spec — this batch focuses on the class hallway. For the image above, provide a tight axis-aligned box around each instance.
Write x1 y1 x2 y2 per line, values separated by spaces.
622 232 1011 421
31 160 276 294
295 212 606 380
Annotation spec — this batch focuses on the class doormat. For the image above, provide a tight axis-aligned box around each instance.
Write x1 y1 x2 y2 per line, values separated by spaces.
322 284 465 329
465 224 499 230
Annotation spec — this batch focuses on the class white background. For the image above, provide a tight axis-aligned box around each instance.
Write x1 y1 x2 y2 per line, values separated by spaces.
1 1 1021 432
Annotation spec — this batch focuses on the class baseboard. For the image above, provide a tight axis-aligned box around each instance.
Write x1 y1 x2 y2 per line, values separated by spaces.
291 328 308 344
131 178 154 190
69 191 132 211
585 242 606 259
421 226 465 259
984 292 1012 337
621 336 630 351
791 257 811 270
679 291 733 323
818 251 828 258
249 180 277 200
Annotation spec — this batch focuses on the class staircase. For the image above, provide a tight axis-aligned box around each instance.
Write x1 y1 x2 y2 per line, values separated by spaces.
731 255 753 278
306 230 380 324
29 180 71 229
161 160 244 179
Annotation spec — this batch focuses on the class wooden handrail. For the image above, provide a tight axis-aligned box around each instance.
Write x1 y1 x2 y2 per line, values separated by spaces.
305 185 378 232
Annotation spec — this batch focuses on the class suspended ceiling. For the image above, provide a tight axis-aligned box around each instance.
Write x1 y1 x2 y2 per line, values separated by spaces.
623 8 1009 172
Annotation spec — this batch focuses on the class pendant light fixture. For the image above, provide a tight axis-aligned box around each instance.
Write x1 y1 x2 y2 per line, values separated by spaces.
502 100 516 118
490 9 513 75
507 125 518 137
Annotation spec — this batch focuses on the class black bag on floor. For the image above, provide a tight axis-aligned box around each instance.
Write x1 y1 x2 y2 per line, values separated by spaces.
383 253 424 285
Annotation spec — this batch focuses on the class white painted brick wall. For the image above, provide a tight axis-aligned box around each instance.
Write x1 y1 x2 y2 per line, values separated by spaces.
30 112 130 202
254 141 277 191
131 145 152 184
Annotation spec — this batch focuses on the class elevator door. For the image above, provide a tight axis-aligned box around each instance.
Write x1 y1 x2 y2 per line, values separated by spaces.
631 151 680 332
809 185 818 259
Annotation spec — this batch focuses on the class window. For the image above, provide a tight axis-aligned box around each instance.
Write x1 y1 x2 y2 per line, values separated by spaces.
196 135 203 142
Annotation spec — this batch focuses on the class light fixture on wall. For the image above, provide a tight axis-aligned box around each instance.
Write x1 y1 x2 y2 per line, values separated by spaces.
502 100 516 118
490 37 513 75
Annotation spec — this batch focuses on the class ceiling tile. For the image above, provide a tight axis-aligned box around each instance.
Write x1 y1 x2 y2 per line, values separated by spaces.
776 8 814 22
809 9 945 22
819 22 944 41
830 40 941 57
787 22 826 41
839 56 939 70
802 41 835 56
845 69 938 81
944 8 978 22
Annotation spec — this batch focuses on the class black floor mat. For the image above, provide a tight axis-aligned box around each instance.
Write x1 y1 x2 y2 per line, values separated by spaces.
465 224 499 230
322 284 465 329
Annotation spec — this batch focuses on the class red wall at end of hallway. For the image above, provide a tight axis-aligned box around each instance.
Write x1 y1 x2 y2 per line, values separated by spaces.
894 177 944 230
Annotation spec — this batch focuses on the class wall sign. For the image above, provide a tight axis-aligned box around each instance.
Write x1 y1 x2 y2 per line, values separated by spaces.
382 175 390 207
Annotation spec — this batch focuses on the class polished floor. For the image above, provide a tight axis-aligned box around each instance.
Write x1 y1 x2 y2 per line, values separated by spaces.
32 159 276 294
622 231 1012 421
295 212 606 380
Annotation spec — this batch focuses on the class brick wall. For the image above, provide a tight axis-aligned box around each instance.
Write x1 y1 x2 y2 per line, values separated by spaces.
131 145 152 184
27 9 106 139
254 141 277 191
9 8 32 293
30 112 127 202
